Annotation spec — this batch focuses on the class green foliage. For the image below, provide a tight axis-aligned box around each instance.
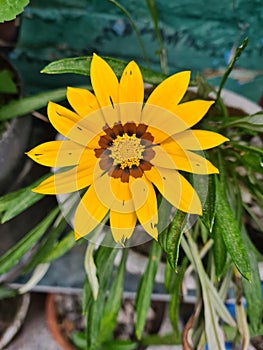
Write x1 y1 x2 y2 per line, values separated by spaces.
0 0 29 22
0 69 17 94
159 210 187 271
135 240 162 340
0 175 48 223
0 87 67 121
83 243 118 350
214 177 251 280
41 56 166 85
0 207 59 275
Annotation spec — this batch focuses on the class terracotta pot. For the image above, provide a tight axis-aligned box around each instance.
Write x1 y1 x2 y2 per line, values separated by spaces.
46 293 166 350
46 294 76 350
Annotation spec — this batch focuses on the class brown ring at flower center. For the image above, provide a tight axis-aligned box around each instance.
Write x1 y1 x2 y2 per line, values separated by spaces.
94 122 155 183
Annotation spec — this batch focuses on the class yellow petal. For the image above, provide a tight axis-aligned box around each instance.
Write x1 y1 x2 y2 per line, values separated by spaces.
119 61 144 124
26 140 85 167
130 176 158 240
171 130 229 150
145 167 202 215
90 53 119 108
32 150 98 194
110 210 137 242
74 185 109 240
141 105 189 144
146 71 190 108
48 101 104 148
93 170 135 213
170 100 214 129
67 87 100 117
152 145 219 174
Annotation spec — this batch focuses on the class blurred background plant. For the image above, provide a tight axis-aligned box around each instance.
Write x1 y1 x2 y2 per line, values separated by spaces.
0 1 263 350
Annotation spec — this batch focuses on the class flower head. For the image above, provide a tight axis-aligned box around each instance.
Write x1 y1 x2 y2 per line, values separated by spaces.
27 54 228 243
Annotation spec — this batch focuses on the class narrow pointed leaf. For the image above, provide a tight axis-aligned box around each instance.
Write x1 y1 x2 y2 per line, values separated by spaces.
0 88 66 122
99 249 128 342
0 207 59 275
212 218 227 278
241 226 263 334
215 177 250 280
41 56 166 85
135 240 162 340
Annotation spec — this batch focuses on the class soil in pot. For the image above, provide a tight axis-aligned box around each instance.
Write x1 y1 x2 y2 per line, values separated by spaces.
46 293 165 350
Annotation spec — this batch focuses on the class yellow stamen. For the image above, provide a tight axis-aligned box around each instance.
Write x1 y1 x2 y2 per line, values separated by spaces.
109 133 145 169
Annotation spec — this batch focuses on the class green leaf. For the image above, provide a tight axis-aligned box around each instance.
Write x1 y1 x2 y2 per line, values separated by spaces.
0 175 49 223
21 215 69 273
0 0 29 22
215 177 251 280
0 207 59 275
212 218 227 278
101 340 138 350
160 210 187 271
135 240 162 340
222 113 263 133
41 56 166 85
43 231 76 263
169 258 188 335
70 332 86 350
0 88 66 122
201 175 216 232
84 242 99 301
241 226 263 334
99 249 128 342
85 245 118 350
0 69 17 94
216 37 248 101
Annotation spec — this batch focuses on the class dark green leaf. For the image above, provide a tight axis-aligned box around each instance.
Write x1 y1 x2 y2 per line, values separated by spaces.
135 240 162 340
201 175 216 232
241 226 263 334
0 175 49 223
215 177 250 280
169 258 188 335
0 69 17 94
41 56 166 85
160 210 187 271
0 0 29 22
0 88 66 122
212 218 227 278
99 249 128 342
0 207 59 275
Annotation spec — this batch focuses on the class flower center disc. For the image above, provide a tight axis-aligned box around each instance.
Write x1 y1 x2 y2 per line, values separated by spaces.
110 134 145 169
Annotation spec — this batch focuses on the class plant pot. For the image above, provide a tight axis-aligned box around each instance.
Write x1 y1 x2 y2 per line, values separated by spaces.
0 54 31 194
46 293 166 350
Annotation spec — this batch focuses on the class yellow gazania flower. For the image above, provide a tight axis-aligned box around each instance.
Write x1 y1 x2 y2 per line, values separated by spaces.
27 54 228 243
